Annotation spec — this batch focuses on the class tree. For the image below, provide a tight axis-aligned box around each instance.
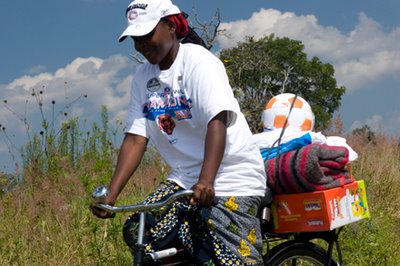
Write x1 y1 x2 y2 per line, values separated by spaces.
219 34 346 133
352 125 376 144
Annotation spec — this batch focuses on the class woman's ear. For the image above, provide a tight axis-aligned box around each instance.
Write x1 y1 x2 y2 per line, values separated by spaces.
167 20 176 34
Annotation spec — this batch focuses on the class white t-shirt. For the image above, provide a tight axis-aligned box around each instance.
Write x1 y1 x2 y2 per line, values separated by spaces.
125 43 266 196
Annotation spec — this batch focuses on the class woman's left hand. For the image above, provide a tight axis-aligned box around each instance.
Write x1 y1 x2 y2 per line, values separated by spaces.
190 180 215 207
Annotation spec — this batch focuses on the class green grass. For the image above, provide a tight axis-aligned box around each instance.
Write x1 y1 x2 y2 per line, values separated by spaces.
337 134 400 265
1 96 399 265
0 154 163 266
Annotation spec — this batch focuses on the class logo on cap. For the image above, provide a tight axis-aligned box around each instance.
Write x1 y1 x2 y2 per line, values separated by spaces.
160 9 170 17
126 3 148 13
125 3 148 20
128 10 138 21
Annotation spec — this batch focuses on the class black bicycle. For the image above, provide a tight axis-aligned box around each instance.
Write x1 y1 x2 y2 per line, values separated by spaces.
92 186 342 266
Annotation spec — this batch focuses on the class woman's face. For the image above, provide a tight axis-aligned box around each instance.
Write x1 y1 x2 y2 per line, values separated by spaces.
132 20 178 70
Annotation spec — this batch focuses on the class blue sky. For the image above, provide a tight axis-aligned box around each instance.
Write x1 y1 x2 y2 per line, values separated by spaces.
1 0 399 172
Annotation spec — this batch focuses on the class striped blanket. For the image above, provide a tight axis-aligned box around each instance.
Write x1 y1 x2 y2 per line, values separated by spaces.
265 143 354 194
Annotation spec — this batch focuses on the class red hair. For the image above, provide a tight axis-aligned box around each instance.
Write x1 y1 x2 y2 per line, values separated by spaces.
164 13 189 39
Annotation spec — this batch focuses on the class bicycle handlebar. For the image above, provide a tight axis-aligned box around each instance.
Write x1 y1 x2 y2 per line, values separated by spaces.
92 186 194 214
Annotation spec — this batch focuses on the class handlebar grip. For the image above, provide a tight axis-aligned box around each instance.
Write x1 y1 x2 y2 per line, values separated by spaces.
93 189 194 214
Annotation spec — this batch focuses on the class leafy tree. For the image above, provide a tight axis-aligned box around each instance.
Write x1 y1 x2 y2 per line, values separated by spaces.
219 34 346 132
352 125 376 144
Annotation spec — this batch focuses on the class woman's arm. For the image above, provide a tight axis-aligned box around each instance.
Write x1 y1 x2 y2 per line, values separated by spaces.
91 133 148 218
190 111 227 207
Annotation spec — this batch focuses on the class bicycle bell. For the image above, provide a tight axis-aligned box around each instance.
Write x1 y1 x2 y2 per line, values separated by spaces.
92 186 109 203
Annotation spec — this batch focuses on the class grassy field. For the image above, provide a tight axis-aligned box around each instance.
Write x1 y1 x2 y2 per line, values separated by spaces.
1 130 399 266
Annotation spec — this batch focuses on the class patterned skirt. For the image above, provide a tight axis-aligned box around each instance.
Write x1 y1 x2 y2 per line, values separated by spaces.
123 180 264 266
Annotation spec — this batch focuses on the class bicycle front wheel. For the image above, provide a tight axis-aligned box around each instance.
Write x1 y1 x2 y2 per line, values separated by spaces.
266 241 338 266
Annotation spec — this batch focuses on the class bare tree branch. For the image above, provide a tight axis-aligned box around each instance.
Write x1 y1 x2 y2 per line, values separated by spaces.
279 66 293 94
191 8 224 50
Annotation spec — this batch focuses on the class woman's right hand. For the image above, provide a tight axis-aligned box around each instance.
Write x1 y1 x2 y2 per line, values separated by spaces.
90 198 116 219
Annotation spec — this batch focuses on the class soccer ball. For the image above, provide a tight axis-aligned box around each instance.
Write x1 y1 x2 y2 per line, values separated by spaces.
262 93 315 132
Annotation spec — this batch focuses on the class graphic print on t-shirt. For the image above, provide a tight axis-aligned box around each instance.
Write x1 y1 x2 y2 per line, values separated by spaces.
143 78 192 142
157 114 175 135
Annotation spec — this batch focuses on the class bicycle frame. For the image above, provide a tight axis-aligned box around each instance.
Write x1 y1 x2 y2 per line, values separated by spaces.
93 187 194 266
92 186 343 266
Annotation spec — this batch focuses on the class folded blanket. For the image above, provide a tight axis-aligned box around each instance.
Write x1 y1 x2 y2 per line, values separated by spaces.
265 144 354 194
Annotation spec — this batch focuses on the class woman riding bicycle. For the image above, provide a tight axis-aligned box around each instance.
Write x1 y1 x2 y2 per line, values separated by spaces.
91 0 267 265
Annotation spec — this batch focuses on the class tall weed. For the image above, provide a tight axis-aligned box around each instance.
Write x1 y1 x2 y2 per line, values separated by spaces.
1 91 399 265
0 136 165 266
341 133 400 265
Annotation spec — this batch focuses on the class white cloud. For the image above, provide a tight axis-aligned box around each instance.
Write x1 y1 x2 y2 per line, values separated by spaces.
336 50 400 90
350 115 384 132
1 54 136 171
6 72 53 92
217 9 400 92
3 54 134 120
350 113 400 135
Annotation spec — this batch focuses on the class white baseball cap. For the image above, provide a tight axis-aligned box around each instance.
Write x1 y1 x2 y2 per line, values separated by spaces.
119 0 181 42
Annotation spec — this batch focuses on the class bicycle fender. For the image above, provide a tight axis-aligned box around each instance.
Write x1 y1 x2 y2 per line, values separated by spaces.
266 241 337 265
